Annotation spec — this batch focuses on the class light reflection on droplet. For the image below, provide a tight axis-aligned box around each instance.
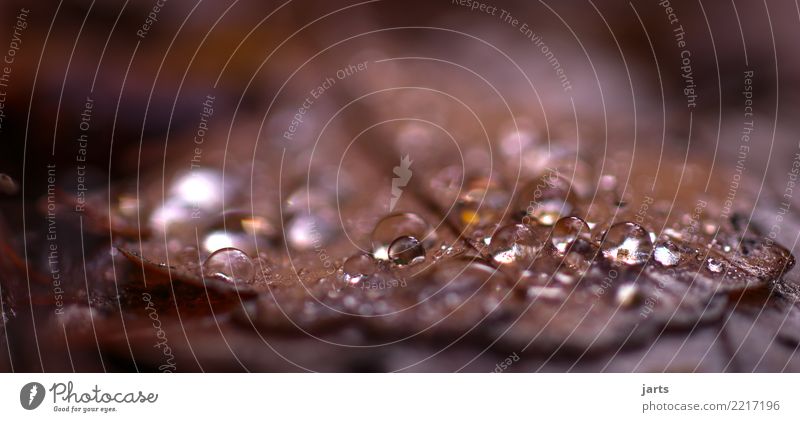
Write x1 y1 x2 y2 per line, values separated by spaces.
600 222 653 265
518 172 576 226
488 223 543 264
388 236 426 266
342 253 378 285
551 216 590 254
203 247 254 284
706 257 725 273
653 241 682 267
371 212 435 261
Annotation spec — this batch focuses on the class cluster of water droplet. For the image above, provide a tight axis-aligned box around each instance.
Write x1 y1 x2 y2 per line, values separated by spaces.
109 115 795 348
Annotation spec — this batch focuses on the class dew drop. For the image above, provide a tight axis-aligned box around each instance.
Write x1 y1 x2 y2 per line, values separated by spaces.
342 253 378 285
564 251 591 273
203 247 255 284
653 241 682 267
371 212 435 261
388 236 426 266
551 216 590 254
706 257 725 273
456 177 510 229
488 223 544 264
600 222 653 265
518 172 576 226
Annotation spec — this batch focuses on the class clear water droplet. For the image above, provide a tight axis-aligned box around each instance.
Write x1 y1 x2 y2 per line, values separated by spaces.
489 223 544 264
564 250 590 273
551 216 590 254
456 177 510 229
371 212 435 260
518 172 576 226
653 241 682 267
342 253 378 285
706 257 725 273
600 222 653 265
388 236 426 266
203 247 255 284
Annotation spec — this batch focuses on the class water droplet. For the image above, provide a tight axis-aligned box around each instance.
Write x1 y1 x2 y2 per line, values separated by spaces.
371 212 435 260
518 172 576 226
564 251 590 273
456 177 510 229
489 223 544 264
653 241 682 267
203 247 255 284
342 253 378 285
551 216 590 254
706 257 725 273
388 236 426 266
600 222 653 265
